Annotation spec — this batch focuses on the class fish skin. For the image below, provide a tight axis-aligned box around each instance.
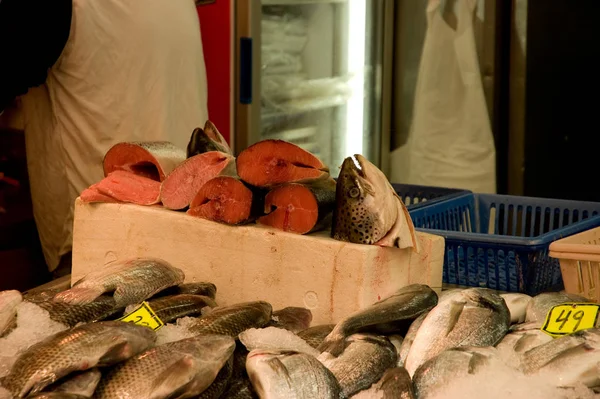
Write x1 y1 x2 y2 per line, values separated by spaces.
268 307 313 333
220 378 257 399
398 313 428 367
187 121 232 158
412 347 497 399
319 334 398 398
94 334 235 399
297 324 336 349
45 368 102 397
404 288 511 377
525 292 592 323
351 367 415 399
23 289 64 304
0 290 22 337
53 258 185 308
155 282 217 300
28 394 89 399
247 349 342 399
319 284 437 356
187 301 273 338
142 294 217 324
1 321 156 398
34 296 120 327
495 329 553 366
332 154 419 251
197 354 234 399
500 293 532 324
231 343 250 380
239 327 320 357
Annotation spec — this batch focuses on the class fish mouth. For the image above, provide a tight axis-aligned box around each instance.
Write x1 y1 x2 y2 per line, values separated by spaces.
350 155 366 177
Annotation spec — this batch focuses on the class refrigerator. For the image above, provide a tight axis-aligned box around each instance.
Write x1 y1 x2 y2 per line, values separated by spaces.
232 0 395 177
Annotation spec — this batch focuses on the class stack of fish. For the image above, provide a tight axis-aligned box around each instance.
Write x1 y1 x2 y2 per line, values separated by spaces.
1 258 600 398
79 121 420 251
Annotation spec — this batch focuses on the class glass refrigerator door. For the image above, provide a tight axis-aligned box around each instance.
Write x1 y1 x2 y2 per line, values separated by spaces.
235 0 390 177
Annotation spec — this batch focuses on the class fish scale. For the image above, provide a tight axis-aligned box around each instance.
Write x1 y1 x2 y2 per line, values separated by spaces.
187 301 273 337
35 296 119 327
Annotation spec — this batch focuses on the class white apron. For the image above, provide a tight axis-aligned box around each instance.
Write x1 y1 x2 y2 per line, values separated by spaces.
406 0 496 193
21 0 209 271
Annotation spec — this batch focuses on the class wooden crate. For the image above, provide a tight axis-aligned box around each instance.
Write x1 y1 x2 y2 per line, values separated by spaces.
72 199 444 325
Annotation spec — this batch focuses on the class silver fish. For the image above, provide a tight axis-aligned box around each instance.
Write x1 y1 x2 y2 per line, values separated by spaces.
0 290 22 337
332 154 420 251
187 301 272 337
53 258 185 308
319 334 398 397
239 327 320 357
500 293 532 324
268 307 313 333
45 368 102 397
1 321 156 398
404 288 510 376
319 284 437 356
495 329 553 367
412 346 497 399
95 334 235 399
397 313 428 367
525 292 591 324
351 367 415 399
247 349 342 399
521 328 600 388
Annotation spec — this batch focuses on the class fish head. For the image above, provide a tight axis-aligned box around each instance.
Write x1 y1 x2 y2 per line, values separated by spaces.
186 121 232 157
333 154 397 244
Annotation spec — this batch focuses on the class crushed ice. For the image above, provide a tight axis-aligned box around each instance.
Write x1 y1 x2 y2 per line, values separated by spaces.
0 301 68 377
155 317 198 346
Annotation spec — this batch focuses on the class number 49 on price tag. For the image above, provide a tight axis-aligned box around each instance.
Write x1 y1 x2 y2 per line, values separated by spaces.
541 303 600 338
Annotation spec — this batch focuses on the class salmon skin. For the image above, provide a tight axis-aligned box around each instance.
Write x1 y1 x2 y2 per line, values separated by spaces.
80 170 161 205
187 175 254 225
236 140 330 188
103 141 186 182
187 120 232 157
257 178 336 235
160 151 236 210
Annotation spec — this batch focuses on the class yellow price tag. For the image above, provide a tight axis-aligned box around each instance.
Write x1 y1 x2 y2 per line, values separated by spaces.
118 301 164 331
541 303 600 338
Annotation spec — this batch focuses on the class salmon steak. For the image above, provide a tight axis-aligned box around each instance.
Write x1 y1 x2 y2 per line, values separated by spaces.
81 170 161 205
257 179 336 235
103 141 186 182
236 140 329 188
160 151 236 210
187 176 253 225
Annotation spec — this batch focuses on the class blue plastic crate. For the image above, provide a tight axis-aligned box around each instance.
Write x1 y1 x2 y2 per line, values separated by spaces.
391 183 470 210
409 193 600 295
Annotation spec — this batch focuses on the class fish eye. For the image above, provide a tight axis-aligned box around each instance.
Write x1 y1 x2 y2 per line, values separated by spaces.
349 187 360 198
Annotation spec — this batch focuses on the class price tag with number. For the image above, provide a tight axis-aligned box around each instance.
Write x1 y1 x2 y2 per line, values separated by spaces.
541 303 600 338
118 301 164 331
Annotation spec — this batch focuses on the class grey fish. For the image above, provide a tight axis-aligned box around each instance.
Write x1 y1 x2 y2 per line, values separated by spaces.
28 394 89 399
239 327 320 357
319 334 398 397
398 313 428 367
500 293 532 324
319 284 437 356
332 154 420 251
1 321 156 398
412 346 497 399
297 324 335 349
404 288 510 376
53 258 185 308
156 282 218 300
197 355 234 399
268 307 313 333
187 121 232 158
247 349 342 399
221 378 257 399
187 301 272 337
351 367 415 399
525 292 592 323
35 296 120 327
23 288 64 304
521 328 600 388
45 368 102 397
129 294 217 324
94 334 235 399
0 290 21 337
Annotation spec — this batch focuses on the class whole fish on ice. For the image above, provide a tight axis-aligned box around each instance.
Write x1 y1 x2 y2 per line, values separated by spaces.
352 367 415 399
0 290 22 337
187 301 272 338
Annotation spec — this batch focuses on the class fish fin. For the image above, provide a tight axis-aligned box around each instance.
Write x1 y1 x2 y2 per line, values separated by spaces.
98 340 132 365
149 355 198 399
265 357 293 388
445 301 467 336
53 287 104 305
467 353 489 374
317 338 346 357
375 195 421 253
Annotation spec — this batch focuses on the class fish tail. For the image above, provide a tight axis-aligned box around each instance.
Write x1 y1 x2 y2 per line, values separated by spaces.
317 337 346 357
53 287 104 305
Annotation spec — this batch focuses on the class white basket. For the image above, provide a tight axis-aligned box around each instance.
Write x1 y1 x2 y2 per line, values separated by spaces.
549 227 600 302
